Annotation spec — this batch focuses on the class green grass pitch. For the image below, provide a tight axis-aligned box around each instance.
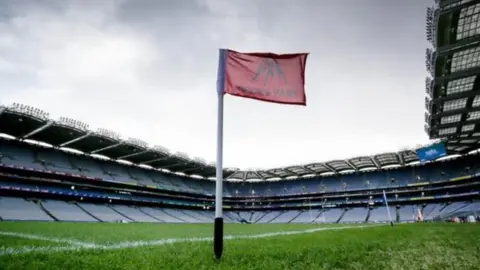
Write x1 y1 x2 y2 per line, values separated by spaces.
0 222 479 270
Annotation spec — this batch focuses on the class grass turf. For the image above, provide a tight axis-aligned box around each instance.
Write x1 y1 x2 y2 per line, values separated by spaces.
0 222 478 270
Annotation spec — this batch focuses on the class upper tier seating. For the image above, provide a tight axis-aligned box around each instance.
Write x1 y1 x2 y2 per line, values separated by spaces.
0 139 478 197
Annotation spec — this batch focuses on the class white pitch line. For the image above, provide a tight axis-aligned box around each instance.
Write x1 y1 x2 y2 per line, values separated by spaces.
0 246 78 256
108 224 385 250
0 224 385 256
0 231 97 248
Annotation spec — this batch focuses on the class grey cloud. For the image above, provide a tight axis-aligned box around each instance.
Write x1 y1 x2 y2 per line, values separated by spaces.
0 0 432 168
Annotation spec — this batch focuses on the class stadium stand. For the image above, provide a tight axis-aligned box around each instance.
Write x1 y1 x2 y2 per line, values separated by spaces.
340 208 369 223
1 138 480 197
137 207 185 223
41 200 98 222
292 210 323 223
318 209 345 223
269 211 301 223
0 197 53 221
398 205 417 222
110 205 160 223
368 207 397 223
77 203 129 222
0 132 479 224
1 1 480 226
4 0 480 225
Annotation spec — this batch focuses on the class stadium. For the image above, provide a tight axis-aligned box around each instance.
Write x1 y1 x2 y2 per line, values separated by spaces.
1 1 480 269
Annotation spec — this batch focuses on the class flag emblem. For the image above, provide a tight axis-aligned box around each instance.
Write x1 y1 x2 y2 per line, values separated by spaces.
253 58 287 85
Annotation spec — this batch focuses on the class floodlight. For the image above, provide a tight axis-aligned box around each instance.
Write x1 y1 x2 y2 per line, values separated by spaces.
176 152 189 160
425 7 437 46
153 145 169 154
127 137 148 148
97 128 121 140
425 97 432 112
193 157 207 164
425 112 431 125
425 77 433 97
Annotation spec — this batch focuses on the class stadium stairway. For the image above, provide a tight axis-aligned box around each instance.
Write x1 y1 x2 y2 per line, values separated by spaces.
248 212 255 223
180 210 209 223
225 212 242 223
253 212 268 223
365 209 372 223
313 210 325 223
287 211 304 223
31 150 48 171
426 204 449 220
138 207 183 223
74 203 103 222
112 205 159 222
38 200 59 221
108 206 135 222
160 209 189 223
336 209 347 223
137 208 165 222
0 152 15 163
436 202 470 219
422 204 438 218
261 211 283 223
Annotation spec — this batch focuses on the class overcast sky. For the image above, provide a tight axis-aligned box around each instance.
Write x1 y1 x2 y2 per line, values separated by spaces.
0 0 433 169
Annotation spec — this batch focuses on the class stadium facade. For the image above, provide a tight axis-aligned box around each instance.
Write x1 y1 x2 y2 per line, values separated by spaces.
0 0 479 224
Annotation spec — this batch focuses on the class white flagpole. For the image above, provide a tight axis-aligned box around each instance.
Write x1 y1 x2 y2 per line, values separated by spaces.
214 49 226 259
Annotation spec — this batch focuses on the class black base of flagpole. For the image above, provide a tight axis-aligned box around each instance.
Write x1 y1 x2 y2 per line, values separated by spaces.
390 221 394 227
214 217 224 259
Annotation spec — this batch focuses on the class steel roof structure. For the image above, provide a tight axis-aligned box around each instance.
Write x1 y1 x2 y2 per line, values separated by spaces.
2 1 474 181
0 102 430 181
425 0 480 153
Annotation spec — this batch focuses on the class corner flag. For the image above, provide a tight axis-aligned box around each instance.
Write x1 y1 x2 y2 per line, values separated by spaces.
214 49 308 259
382 190 394 227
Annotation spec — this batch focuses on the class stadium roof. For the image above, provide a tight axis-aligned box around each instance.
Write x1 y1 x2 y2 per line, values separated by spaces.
424 0 480 154
0 102 439 182
3 1 478 182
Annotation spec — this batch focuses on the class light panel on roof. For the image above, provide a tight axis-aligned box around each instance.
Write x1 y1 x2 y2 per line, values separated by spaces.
467 111 480 120
451 46 480 73
472 95 480 107
456 3 480 40
443 98 468 112
268 169 289 177
439 127 457 135
258 171 274 178
287 166 309 174
327 160 351 170
455 145 471 151
441 114 462 124
375 153 398 164
462 124 475 132
401 151 418 163
305 163 331 173
349 157 375 168
446 76 476 95
445 0 473 10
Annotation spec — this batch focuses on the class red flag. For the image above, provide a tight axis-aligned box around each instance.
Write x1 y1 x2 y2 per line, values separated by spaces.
217 49 308 105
